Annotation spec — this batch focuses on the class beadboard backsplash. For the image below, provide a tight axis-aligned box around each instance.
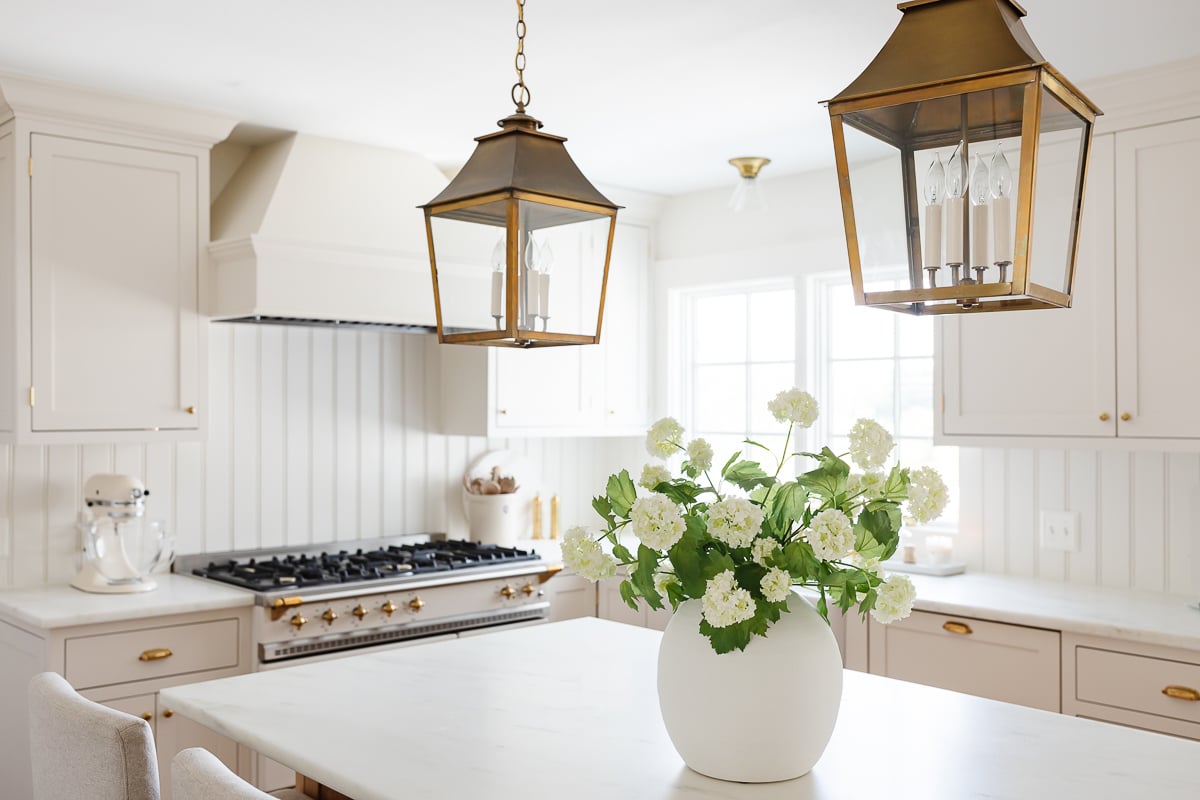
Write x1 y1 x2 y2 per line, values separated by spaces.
0 325 643 589
956 447 1200 597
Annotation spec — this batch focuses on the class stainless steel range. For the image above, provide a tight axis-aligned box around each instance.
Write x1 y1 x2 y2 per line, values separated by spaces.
177 536 558 666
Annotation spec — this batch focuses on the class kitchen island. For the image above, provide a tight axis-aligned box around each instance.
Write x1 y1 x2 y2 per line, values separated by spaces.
160 617 1199 799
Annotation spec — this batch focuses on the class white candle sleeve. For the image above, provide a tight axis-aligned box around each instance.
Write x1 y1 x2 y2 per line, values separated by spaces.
538 273 551 318
490 272 503 318
945 197 964 264
992 196 1012 264
524 269 539 320
971 203 989 268
923 204 942 269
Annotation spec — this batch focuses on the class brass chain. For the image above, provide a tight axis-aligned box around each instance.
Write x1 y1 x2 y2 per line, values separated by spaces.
511 0 531 112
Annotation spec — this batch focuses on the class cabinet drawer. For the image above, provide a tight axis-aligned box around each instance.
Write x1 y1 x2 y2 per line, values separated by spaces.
65 618 240 689
1076 647 1200 725
870 610 1060 711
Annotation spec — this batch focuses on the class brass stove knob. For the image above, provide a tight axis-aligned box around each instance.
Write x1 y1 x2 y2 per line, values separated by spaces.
521 583 536 596
409 596 425 612
381 600 399 617
290 613 308 630
499 584 516 599
352 604 368 620
321 609 338 624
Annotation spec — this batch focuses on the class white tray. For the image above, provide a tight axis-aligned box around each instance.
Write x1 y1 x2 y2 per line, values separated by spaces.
881 559 966 577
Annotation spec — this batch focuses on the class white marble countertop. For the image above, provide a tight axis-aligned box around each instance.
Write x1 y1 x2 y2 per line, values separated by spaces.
161 617 1200 800
0 573 253 631
903 572 1200 650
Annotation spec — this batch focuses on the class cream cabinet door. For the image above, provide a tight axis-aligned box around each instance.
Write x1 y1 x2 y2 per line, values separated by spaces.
157 702 241 800
1114 118 1200 439
544 572 597 622
597 223 651 432
30 133 200 433
939 134 1116 440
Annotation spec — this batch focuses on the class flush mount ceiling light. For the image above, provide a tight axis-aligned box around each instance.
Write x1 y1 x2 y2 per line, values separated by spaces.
420 0 621 347
728 156 770 212
825 0 1101 315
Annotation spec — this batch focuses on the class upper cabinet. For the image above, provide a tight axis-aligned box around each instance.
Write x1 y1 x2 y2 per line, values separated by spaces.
0 75 234 443
938 116 1200 446
437 222 652 437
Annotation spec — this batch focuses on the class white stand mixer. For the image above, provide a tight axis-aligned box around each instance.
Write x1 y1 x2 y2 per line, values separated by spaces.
70 474 173 594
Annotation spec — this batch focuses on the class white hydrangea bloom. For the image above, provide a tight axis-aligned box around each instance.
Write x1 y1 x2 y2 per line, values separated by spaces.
686 438 714 472
707 497 765 549
905 466 949 525
638 463 672 492
653 571 676 596
700 570 757 628
560 527 618 582
767 388 819 428
848 418 895 471
870 574 917 624
629 494 687 551
750 537 782 565
848 551 884 577
845 471 886 504
806 508 855 562
760 567 792 603
645 417 684 459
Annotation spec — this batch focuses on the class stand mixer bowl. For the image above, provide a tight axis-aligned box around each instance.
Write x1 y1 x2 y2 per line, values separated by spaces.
71 473 174 593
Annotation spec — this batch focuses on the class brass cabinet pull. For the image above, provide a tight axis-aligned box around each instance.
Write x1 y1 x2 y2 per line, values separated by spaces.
1098 412 1110 422
1120 412 1132 421
1163 685 1200 702
162 709 174 718
942 621 973 635
139 648 173 662
186 405 197 415
140 712 153 721
499 409 508 415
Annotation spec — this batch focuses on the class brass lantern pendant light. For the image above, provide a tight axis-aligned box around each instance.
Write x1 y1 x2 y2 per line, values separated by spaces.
421 0 621 347
825 0 1102 315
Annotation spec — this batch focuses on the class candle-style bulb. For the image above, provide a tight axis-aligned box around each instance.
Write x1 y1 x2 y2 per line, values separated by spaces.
990 145 1013 199
945 141 966 199
523 236 540 270
924 156 945 206
490 238 504 272
539 240 555 275
970 155 990 207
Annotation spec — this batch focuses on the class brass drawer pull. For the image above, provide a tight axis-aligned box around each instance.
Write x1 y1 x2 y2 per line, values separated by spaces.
942 621 973 635
1163 685 1200 702
138 648 173 662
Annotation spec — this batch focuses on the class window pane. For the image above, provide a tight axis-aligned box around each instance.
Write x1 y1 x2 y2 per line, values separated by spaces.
749 290 796 362
829 360 895 436
694 294 747 364
749 362 796 434
898 358 934 438
694 365 746 433
896 313 934 357
829 283 895 359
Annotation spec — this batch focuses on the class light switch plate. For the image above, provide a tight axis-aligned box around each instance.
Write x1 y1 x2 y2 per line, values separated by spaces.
1040 510 1080 552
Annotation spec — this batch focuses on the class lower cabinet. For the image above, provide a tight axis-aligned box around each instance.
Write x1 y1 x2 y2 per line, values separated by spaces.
867 610 1061 712
598 575 671 631
544 572 599 623
1063 633 1200 739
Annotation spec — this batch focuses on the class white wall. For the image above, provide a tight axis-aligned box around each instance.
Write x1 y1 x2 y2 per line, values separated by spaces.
0 324 642 589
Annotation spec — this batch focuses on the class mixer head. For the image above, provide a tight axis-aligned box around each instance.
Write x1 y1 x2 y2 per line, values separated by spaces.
83 474 149 518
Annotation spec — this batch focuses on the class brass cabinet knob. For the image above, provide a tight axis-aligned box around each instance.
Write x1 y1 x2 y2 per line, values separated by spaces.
162 709 174 718
1099 412 1110 422
352 604 368 620
186 405 197 415
409 597 425 612
942 621 973 635
499 409 508 415
381 600 399 616
290 613 308 630
140 712 153 721
1120 412 1132 421
1163 685 1200 702
321 609 338 624
500 584 516 599
521 583 536 596
139 648 173 662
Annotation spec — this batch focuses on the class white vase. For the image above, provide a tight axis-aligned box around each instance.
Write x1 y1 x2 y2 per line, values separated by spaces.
656 591 843 783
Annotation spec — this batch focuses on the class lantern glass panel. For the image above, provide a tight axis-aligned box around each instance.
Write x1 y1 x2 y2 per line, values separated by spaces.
516 199 611 338
840 124 912 293
429 205 509 334
1028 87 1090 297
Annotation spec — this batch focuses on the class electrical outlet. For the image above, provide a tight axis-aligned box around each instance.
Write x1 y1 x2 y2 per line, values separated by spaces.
1040 510 1080 552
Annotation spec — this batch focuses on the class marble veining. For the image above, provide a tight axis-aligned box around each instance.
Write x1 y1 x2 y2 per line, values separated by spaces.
160 618 1200 800
0 573 252 630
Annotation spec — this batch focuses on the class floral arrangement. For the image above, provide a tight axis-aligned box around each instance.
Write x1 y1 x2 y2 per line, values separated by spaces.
561 388 949 654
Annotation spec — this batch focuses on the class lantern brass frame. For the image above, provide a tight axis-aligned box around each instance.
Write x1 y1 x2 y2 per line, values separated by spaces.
421 112 620 347
825 0 1102 315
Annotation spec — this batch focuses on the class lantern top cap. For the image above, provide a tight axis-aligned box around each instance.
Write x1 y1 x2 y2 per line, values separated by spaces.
826 0 1099 114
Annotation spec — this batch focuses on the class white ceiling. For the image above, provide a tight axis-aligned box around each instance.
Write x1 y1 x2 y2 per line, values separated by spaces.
1 0 1199 195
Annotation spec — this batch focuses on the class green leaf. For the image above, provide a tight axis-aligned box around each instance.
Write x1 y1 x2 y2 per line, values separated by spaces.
797 448 850 500
734 562 768 597
606 470 638 518
882 465 910 502
743 438 771 454
780 540 820 583
618 579 640 611
611 544 634 563
720 450 742 478
592 495 615 528
724 460 775 493
699 619 754 654
631 545 664 609
658 479 704 506
699 549 737 581
768 481 809 528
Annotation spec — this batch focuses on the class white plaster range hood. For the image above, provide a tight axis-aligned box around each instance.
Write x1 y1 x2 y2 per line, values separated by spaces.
208 132 483 331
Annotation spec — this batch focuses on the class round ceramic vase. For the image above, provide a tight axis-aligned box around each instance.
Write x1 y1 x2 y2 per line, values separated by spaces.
656 591 843 783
